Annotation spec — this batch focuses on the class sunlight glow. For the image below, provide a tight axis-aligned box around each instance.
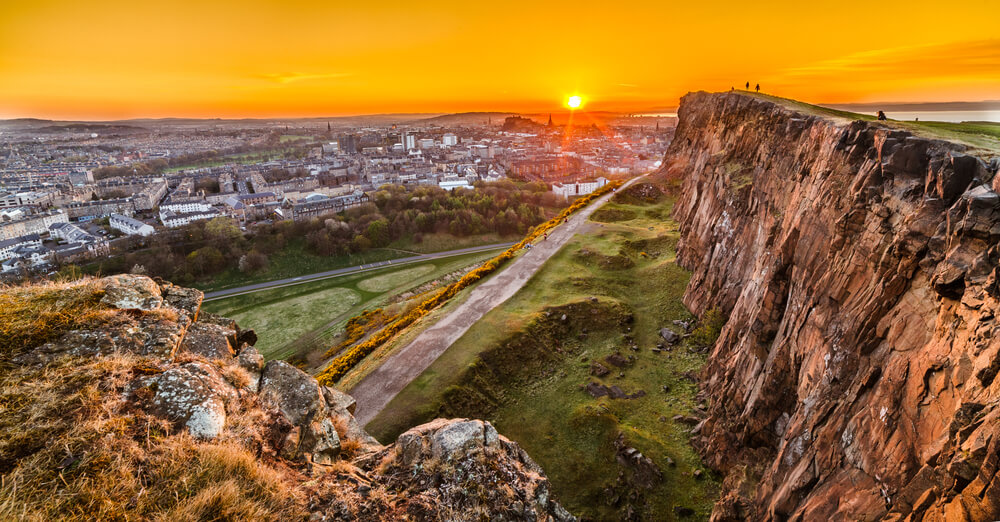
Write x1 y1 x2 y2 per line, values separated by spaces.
567 95 583 109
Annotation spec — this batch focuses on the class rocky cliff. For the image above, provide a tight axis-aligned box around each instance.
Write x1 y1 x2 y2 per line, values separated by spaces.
0 274 573 521
667 91 1000 521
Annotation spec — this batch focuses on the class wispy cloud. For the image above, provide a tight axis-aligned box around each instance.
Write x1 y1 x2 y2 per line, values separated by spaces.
616 83 638 88
778 39 1000 80
256 72 353 84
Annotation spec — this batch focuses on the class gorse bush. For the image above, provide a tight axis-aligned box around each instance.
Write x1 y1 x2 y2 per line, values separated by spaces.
691 308 727 347
316 182 621 385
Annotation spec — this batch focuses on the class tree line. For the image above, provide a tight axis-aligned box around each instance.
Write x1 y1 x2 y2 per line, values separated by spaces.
77 182 567 285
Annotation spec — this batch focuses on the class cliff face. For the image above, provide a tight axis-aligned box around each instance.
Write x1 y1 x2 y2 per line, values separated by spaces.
0 275 573 521
668 92 1000 521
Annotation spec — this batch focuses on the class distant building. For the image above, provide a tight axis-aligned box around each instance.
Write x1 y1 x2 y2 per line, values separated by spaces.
0 234 42 261
0 210 69 240
418 138 435 149
160 201 212 215
552 177 609 198
290 192 370 221
159 209 221 228
110 213 155 236
442 133 458 147
438 177 472 191
67 198 135 220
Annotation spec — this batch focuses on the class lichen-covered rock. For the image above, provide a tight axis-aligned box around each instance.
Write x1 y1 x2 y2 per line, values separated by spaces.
160 283 203 319
348 418 574 521
101 274 163 310
301 418 341 464
259 360 325 425
179 322 236 360
668 91 1000 521
143 361 237 439
236 344 265 389
5 275 574 521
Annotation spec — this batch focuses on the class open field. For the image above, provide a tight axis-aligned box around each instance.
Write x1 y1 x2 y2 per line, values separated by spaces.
193 240 406 292
196 234 520 293
203 249 500 360
368 190 720 520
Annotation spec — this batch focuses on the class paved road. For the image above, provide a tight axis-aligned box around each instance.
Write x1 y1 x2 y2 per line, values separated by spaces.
202 243 515 301
350 176 646 425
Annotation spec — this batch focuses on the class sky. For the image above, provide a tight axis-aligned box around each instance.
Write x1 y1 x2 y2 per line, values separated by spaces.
1 0 998 120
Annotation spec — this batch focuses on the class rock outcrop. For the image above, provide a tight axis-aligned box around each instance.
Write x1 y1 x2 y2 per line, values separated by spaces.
1 275 573 521
667 91 1000 520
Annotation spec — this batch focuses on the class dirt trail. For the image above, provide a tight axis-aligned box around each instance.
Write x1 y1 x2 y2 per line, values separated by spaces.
349 176 645 425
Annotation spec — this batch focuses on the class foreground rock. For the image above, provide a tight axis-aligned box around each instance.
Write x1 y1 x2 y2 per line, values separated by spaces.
667 91 1000 520
2 275 574 521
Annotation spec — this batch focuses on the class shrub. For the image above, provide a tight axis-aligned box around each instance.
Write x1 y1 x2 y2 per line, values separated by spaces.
691 308 727 347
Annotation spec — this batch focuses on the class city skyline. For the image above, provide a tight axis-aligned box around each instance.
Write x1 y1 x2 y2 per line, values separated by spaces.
2 0 999 119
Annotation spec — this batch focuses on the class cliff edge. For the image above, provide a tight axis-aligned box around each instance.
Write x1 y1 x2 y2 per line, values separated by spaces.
668 91 1000 521
0 274 573 521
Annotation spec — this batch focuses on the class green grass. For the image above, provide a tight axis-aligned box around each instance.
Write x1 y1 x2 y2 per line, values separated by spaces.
369 195 719 520
740 91 1000 152
217 287 360 357
356 264 435 293
193 240 406 292
387 232 516 254
203 249 502 360
279 134 311 143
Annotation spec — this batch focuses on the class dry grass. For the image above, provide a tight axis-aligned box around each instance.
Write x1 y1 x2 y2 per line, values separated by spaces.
0 350 307 521
0 278 117 361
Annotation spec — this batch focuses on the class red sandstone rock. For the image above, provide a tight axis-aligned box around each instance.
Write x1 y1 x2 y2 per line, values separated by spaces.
668 91 1000 521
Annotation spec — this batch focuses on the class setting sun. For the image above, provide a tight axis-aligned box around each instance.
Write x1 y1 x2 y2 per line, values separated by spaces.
567 95 583 109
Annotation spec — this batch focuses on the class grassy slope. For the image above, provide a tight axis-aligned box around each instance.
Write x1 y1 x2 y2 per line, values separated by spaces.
369 195 719 520
741 91 1000 153
203 249 500 360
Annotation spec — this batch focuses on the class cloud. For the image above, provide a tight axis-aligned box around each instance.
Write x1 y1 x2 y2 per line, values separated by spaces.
256 72 352 84
778 39 1000 80
616 83 638 87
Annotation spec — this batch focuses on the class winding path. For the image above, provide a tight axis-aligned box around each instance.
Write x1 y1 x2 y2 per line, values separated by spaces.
349 175 645 425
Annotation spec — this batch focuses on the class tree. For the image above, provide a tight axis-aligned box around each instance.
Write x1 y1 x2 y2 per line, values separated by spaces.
364 219 390 247
238 251 269 274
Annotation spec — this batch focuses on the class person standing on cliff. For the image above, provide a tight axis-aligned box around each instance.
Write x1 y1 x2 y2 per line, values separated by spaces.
755 83 760 93
877 111 887 121
745 81 750 90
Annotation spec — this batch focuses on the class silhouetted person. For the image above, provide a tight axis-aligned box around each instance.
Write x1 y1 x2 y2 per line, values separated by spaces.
877 111 887 121
745 81 750 90
755 84 760 93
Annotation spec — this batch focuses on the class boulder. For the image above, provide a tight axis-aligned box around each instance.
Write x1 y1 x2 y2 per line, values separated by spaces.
100 274 163 311
395 418 499 465
236 344 265 389
301 418 341 464
179 322 236 360
145 361 237 439
659 327 680 344
160 283 203 319
259 360 326 426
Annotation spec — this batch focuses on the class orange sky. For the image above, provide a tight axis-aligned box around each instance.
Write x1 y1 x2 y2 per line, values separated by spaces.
1 0 998 120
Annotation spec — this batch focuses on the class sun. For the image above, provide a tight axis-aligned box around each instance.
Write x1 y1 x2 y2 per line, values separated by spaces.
566 95 583 109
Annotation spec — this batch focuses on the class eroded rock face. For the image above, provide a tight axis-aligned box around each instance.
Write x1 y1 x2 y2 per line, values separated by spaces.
667 92 1000 520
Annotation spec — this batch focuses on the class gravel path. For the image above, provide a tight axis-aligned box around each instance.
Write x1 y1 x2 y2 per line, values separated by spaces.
349 176 644 425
